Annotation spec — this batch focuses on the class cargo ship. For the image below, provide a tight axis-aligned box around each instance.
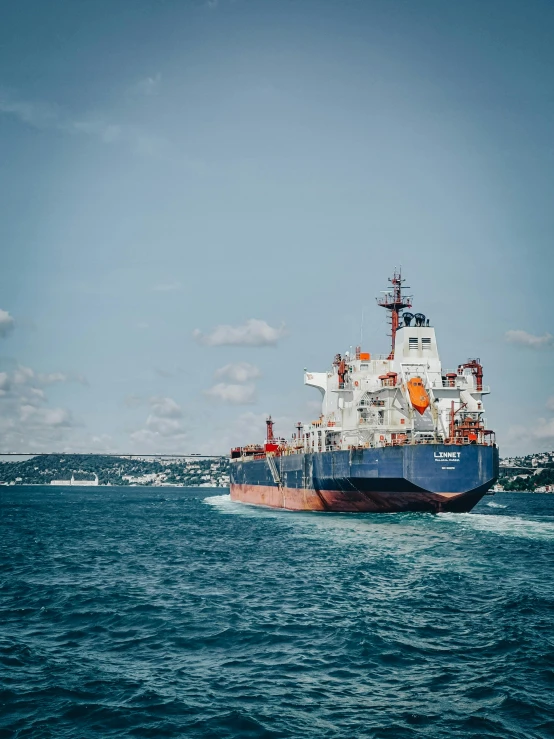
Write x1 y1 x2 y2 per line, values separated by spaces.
230 271 498 513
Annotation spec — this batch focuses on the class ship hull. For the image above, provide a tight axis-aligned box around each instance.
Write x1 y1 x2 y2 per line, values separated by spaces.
230 444 499 513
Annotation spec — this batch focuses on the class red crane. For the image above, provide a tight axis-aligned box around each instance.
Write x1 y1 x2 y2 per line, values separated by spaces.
458 359 483 392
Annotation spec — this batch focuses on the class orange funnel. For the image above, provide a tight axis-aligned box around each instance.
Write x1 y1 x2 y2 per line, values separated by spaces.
407 377 430 415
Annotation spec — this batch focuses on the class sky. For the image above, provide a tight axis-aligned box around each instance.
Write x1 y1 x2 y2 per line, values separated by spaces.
0 0 553 457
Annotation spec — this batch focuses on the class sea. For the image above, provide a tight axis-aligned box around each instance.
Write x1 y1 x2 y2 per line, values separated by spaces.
1 487 553 739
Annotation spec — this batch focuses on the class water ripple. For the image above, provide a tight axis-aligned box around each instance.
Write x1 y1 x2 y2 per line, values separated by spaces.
1 487 553 738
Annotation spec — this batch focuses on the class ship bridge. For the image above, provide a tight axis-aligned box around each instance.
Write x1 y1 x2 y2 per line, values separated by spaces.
300 271 494 451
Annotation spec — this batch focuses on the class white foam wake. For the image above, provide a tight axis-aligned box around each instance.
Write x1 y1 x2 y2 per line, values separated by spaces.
202 494 275 517
439 513 554 540
203 493 232 507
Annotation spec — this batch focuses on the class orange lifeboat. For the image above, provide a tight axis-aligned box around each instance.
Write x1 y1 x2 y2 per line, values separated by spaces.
407 376 430 415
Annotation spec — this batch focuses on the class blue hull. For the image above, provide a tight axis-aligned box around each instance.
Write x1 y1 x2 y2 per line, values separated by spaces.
230 444 499 512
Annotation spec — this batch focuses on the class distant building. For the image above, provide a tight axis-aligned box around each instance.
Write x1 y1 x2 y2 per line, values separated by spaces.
50 473 99 486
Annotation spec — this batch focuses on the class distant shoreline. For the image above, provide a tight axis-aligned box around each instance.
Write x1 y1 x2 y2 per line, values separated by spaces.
1 484 551 494
0 483 228 489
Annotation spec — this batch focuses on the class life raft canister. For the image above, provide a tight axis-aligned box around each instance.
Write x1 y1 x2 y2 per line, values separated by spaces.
407 376 430 415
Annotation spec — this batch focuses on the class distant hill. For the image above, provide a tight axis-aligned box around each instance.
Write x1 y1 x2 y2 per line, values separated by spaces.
498 451 554 492
0 454 230 487
2 450 553 491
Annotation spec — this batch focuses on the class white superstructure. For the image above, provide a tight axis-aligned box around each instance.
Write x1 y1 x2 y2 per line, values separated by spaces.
303 301 492 453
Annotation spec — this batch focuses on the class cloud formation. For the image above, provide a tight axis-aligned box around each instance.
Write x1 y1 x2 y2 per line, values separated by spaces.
528 418 554 443
19 405 73 428
10 365 87 387
0 309 15 338
193 319 286 347
129 396 187 451
124 394 143 408
204 382 257 405
214 362 262 383
505 330 554 349
149 396 183 419
504 396 554 454
205 411 295 455
128 73 161 96
0 362 83 451
40 371 88 385
0 89 165 157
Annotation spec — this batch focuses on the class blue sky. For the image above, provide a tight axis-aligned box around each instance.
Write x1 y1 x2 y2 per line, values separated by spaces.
0 0 553 456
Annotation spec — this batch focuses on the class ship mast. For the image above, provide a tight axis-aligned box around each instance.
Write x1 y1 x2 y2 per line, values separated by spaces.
266 416 275 442
377 269 412 359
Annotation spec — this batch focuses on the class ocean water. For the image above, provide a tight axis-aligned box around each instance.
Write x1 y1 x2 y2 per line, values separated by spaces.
1 488 553 739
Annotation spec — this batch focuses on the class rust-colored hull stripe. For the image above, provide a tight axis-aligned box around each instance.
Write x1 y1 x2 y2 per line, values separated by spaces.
230 484 480 513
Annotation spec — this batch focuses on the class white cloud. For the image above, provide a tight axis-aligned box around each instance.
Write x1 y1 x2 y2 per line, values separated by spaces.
128 74 161 96
13 365 34 385
11 365 87 387
204 382 257 405
214 362 262 383
19 406 73 428
38 371 88 385
0 309 15 338
145 416 182 437
0 384 77 451
232 412 268 439
38 372 67 384
71 118 122 143
191 410 268 455
532 418 554 441
149 396 183 419
505 330 554 349
151 281 181 292
193 319 286 347
503 396 554 455
0 95 59 129
507 417 554 451
0 89 166 157
0 372 10 393
89 435 114 452
129 396 187 452
124 394 143 408
200 411 296 455
0 361 93 452
27 387 46 402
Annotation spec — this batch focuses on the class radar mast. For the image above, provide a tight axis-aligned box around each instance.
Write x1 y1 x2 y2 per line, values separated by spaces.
377 269 412 359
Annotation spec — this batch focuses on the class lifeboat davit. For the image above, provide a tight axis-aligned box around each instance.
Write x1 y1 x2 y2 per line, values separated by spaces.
407 377 430 415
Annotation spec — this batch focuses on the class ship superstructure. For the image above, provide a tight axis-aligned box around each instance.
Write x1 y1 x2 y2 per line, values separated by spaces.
230 271 498 513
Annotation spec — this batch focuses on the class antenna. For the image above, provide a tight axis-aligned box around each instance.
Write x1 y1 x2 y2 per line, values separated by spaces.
376 268 413 359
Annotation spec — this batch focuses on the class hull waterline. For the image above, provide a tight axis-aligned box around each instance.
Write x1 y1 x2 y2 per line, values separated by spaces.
230 483 488 513
230 445 499 514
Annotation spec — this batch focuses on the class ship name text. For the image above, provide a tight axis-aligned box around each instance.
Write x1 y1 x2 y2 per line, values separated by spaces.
434 451 462 461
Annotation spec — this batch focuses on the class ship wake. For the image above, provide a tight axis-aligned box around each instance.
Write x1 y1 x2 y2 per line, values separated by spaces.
438 512 554 540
